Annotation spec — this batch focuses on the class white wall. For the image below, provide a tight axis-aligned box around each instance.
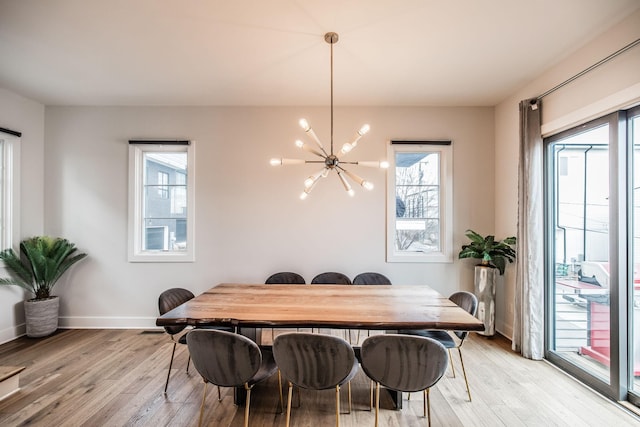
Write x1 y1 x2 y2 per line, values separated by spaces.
0 88 45 342
42 106 494 329
494 10 640 338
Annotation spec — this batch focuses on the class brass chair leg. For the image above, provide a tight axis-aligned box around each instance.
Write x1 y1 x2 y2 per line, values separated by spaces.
458 347 472 401
244 383 252 427
375 382 380 427
423 388 427 417
285 382 293 427
369 380 373 411
448 348 456 378
335 385 341 427
163 341 177 394
198 381 208 427
347 381 352 414
426 388 431 427
277 369 284 413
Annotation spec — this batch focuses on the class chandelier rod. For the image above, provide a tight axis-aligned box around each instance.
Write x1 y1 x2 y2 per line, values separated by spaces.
326 32 338 156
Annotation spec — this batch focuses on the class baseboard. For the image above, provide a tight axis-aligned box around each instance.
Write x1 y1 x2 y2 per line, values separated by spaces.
0 324 25 345
58 316 162 330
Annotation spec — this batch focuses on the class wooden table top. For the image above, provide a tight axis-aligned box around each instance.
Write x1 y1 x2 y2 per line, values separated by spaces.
156 283 485 331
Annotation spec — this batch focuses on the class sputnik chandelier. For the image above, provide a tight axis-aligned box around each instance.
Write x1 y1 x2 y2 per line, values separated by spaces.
270 32 388 200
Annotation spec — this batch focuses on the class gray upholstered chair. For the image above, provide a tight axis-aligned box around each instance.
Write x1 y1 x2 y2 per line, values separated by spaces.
272 332 359 427
352 272 392 285
310 272 352 337
311 272 352 284
399 291 478 401
265 272 306 337
360 334 449 427
352 272 392 343
158 287 195 394
265 272 306 284
186 329 281 427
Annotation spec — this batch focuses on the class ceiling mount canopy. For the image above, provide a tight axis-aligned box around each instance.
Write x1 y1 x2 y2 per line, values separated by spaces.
270 31 388 200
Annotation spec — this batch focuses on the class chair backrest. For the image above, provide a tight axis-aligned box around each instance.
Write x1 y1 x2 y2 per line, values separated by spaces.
272 332 358 390
311 272 352 285
352 272 392 285
449 291 478 340
360 334 448 393
265 272 306 284
158 287 195 336
187 329 262 388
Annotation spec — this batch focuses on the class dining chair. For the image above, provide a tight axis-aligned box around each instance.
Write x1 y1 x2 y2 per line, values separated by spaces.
310 272 352 338
360 334 449 427
265 272 306 284
352 272 392 343
187 329 282 427
265 272 306 337
311 272 352 284
272 332 359 427
158 287 195 394
352 272 392 285
399 291 478 401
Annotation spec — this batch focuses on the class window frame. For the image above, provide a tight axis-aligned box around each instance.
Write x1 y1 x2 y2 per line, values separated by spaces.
0 131 20 252
386 140 453 263
128 141 195 262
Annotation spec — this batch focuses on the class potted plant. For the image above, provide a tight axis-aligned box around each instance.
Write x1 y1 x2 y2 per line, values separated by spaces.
0 236 87 337
459 229 516 336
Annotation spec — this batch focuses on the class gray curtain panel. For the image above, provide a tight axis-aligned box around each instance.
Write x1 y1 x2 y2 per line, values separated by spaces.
513 98 544 360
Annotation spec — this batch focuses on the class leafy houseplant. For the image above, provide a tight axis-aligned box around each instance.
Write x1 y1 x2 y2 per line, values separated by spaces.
458 229 516 275
0 236 87 337
459 229 516 336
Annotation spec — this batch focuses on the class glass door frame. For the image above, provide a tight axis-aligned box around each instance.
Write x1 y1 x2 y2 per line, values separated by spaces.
544 111 630 402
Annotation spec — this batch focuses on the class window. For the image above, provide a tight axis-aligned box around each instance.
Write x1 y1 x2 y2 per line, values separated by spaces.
128 141 194 262
0 129 20 251
386 141 453 262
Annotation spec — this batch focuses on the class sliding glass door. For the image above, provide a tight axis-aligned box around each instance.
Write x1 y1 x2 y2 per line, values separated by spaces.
546 106 640 405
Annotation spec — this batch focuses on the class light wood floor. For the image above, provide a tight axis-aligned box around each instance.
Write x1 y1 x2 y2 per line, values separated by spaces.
0 329 638 426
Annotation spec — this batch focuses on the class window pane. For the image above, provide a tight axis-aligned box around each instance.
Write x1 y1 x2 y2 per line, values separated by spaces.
394 152 441 253
550 123 611 384
631 113 640 393
142 151 187 252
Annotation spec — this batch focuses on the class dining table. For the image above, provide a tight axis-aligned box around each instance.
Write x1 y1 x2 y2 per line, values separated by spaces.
156 282 485 331
156 283 485 408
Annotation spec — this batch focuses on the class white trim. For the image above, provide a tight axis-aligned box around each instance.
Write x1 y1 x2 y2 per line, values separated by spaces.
542 82 640 137
0 323 25 345
386 142 453 263
0 133 20 252
128 142 195 262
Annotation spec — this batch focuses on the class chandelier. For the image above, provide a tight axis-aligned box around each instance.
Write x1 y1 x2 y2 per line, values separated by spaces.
270 32 388 200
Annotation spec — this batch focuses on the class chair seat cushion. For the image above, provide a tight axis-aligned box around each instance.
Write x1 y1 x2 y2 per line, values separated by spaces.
398 329 455 348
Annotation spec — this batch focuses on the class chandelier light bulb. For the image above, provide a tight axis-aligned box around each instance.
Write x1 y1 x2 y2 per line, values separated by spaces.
363 181 374 190
380 160 390 169
299 118 310 131
300 191 308 200
359 124 370 135
357 160 389 169
270 158 282 166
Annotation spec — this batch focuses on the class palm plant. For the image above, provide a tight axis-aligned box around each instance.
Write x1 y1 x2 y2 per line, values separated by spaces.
458 229 516 275
0 236 87 300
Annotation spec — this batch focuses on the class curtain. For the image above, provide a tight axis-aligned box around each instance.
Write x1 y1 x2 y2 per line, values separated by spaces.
512 98 544 360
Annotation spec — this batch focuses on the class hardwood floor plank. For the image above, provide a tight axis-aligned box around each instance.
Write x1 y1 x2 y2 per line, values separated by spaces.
0 330 638 426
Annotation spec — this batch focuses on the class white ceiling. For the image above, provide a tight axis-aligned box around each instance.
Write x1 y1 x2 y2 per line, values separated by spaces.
1 0 638 107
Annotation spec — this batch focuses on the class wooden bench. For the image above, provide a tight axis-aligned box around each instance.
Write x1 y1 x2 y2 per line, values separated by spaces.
0 366 25 400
